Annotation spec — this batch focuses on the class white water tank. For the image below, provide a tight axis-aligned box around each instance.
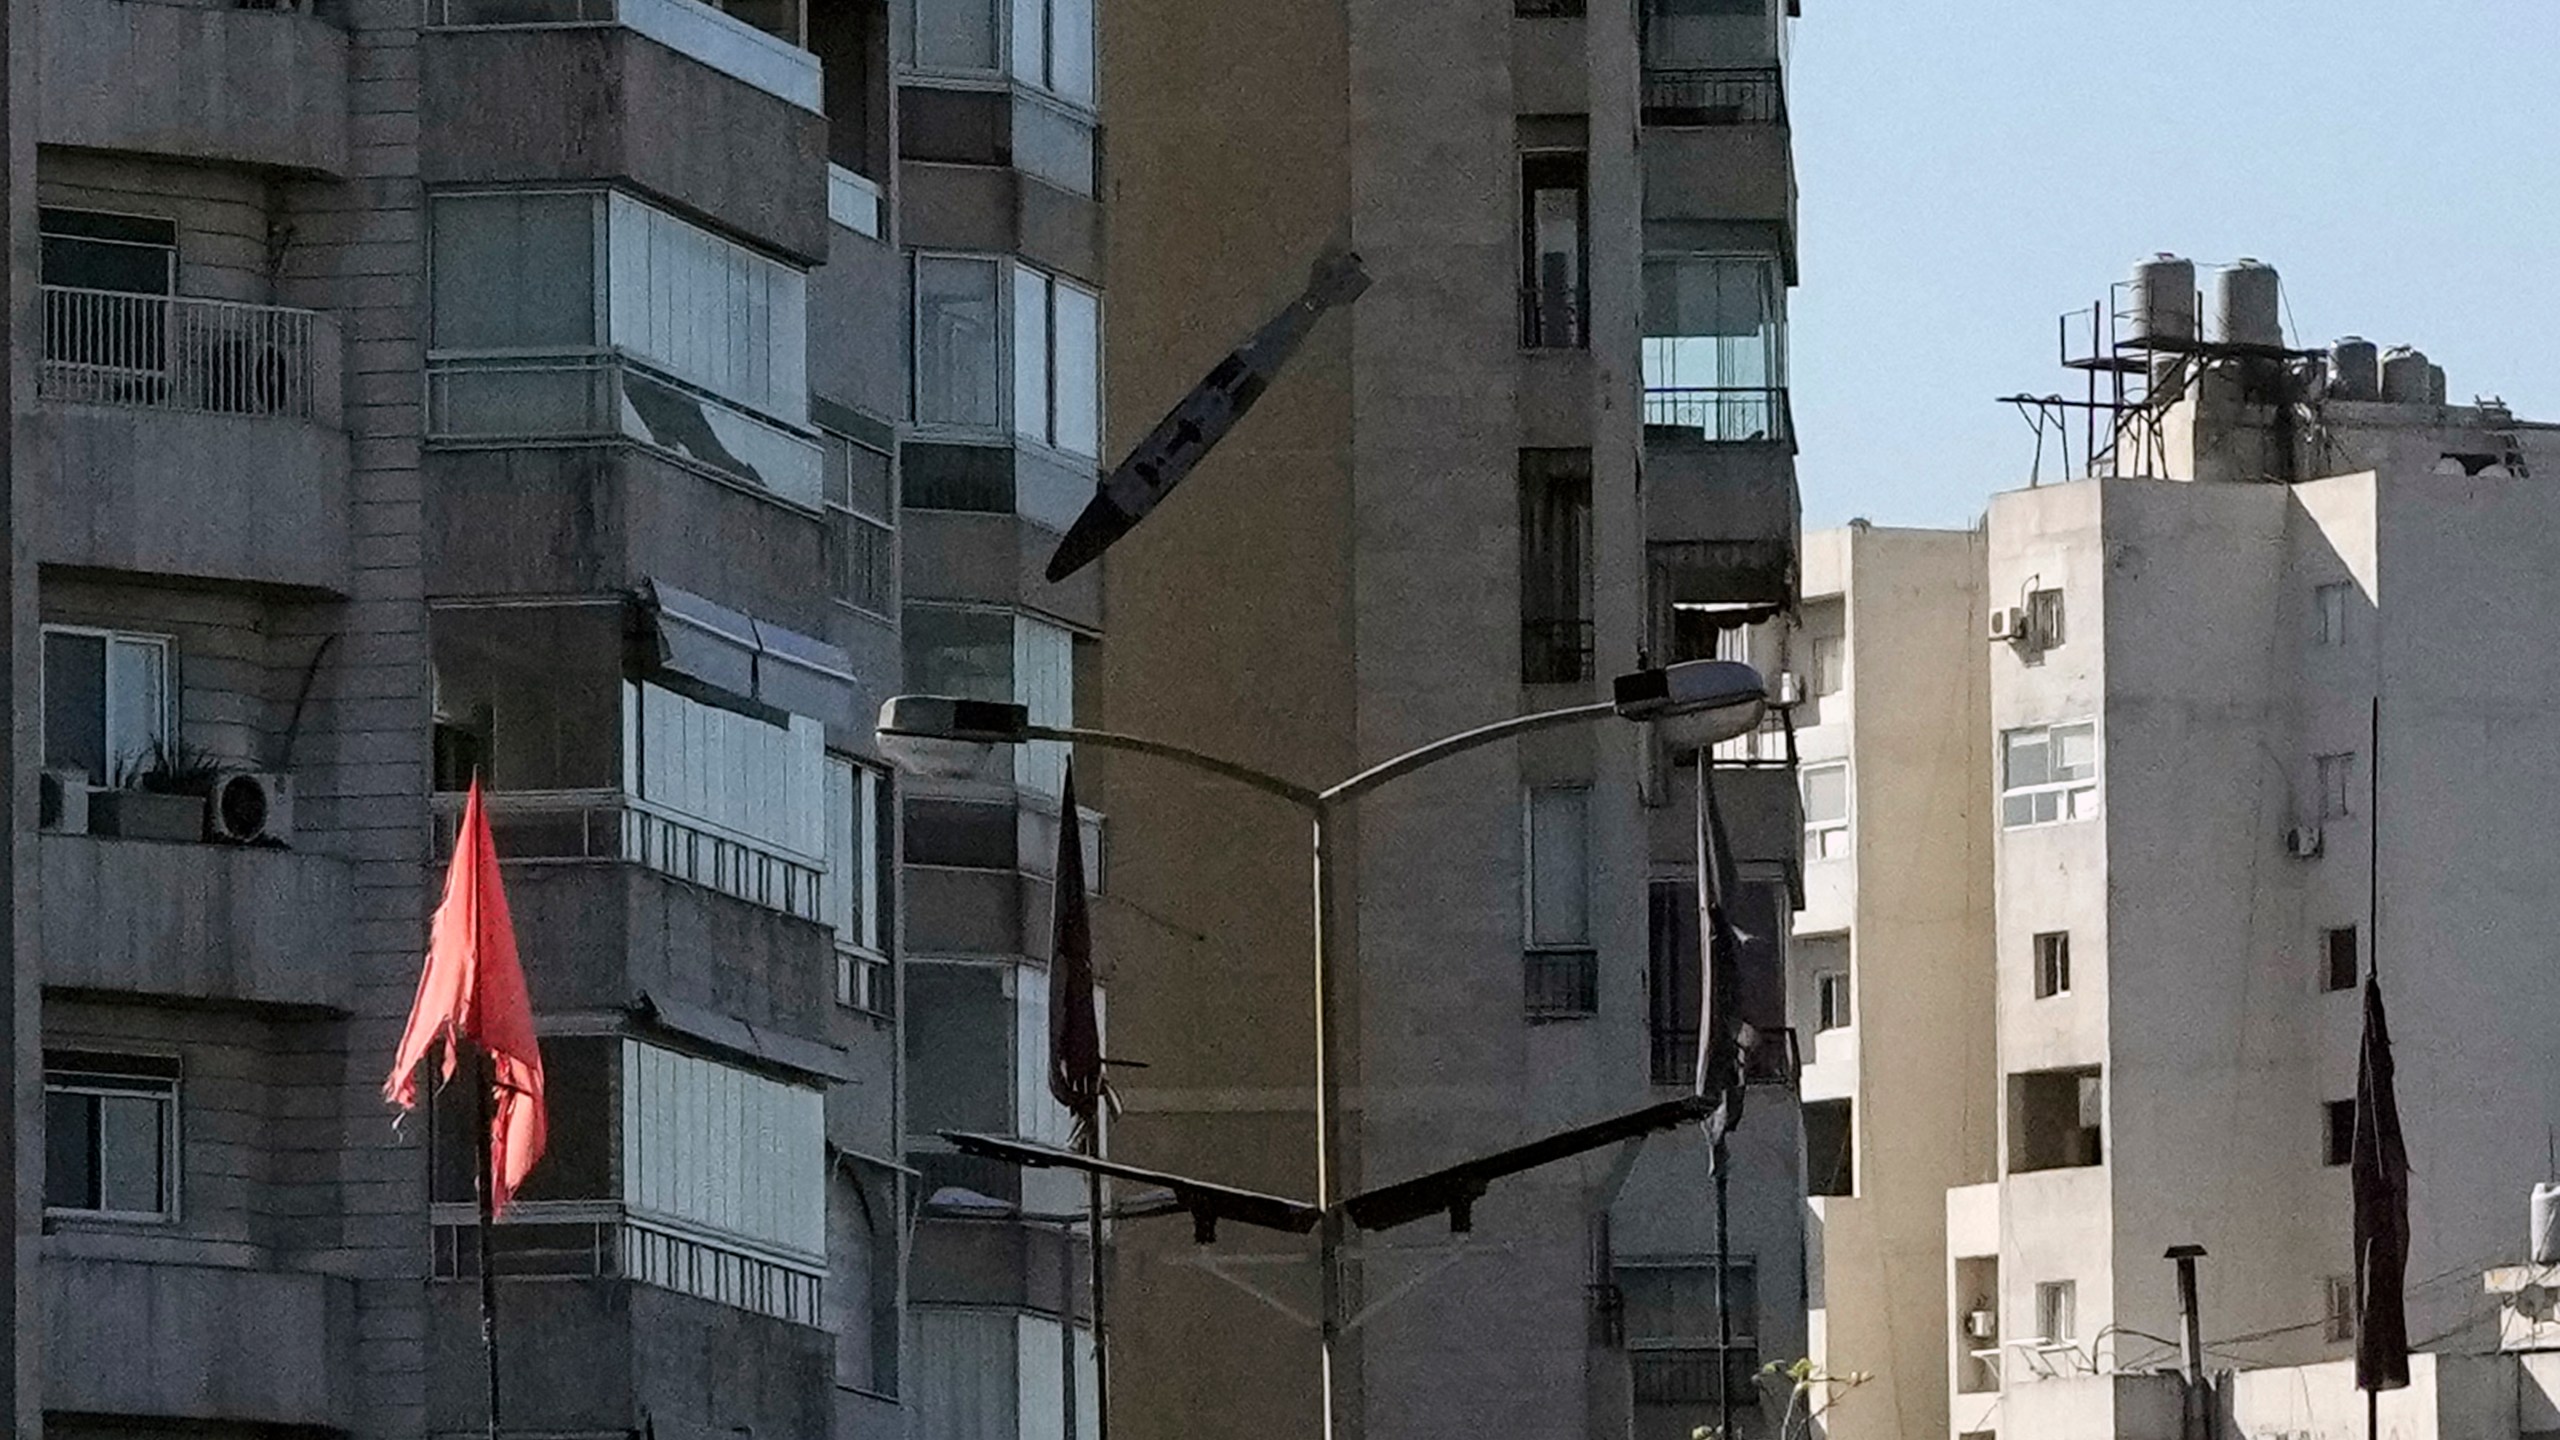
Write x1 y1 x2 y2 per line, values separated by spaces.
2329 337 2380 400
2533 1182 2560 1265
2381 346 2432 404
2216 259 2283 347
2132 254 2197 343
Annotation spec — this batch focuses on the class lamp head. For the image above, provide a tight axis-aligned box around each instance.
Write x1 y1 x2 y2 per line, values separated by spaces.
875 695 1031 778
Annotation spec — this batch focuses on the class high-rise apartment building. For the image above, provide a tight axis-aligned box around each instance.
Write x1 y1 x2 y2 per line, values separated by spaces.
17 0 917 1435
1089 4 1808 1440
1785 256 2560 1440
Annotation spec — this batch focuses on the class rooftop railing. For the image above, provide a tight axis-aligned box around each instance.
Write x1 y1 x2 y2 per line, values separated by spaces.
421 0 823 113
1640 65 1786 127
40 286 322 420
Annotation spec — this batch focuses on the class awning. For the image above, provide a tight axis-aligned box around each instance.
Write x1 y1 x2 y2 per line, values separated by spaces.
641 579 860 733
634 990 856 1085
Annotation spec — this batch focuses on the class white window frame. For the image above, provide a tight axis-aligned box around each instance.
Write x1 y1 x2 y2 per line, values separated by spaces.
1814 969 1850 1032
1012 261 1101 460
1009 0 1096 107
1522 785 1593 950
43 1052 180 1223
2324 1274 2355 1344
2026 587 2065 651
2314 581 2351 648
40 623 176 786
823 431 896 620
2000 720 2099 829
911 251 1009 435
2033 931 2071 999
2315 751 2357 820
829 758 894 1013
1801 761 1849 860
2034 1280 2077 1345
1806 631 1844 697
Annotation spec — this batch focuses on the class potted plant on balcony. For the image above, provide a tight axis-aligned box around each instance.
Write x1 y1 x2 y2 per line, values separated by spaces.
90 738 225 842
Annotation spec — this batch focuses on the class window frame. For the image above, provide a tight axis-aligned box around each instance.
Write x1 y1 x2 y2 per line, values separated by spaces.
1800 760 1849 860
2000 720 2100 830
40 623 176 787
1011 261 1102 460
1522 785 1594 951
2321 925 2358 993
1806 631 1844 698
1519 148 1589 350
2025 587 2065 651
910 250 1010 435
39 206 178 296
2033 931 2071 999
2314 581 2351 648
2034 1280 2077 1345
2323 1099 2355 1168
2324 1274 2356 1344
43 1050 181 1224
2315 752 2358 820
823 429 898 620
1518 448 1595 684
1813 969 1850 1032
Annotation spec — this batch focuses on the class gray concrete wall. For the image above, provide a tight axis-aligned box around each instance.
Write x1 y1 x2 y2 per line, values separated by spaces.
807 219 907 423
41 1255 357 1428
902 507 1101 632
40 155 283 304
39 0 351 178
37 403 352 596
1640 124 1794 238
42 836 354 1011
420 26 831 263
898 160 1105 283
421 444 833 633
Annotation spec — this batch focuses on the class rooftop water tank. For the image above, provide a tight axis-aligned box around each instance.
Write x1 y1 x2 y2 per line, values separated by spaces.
2534 1182 2560 1265
2329 337 2380 401
2216 259 2284 347
2428 364 2449 406
2381 346 2432 404
2131 254 2197 344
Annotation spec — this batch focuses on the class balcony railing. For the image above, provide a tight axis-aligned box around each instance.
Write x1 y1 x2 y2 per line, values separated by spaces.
1524 948 1598 1020
433 788 826 923
837 945 894 1017
1648 1025 1800 1089
1515 0 1583 14
1640 65 1786 127
1642 385 1792 445
421 0 823 113
40 286 320 420
1630 1347 1763 1406
1519 283 1586 350
1522 618 1595 685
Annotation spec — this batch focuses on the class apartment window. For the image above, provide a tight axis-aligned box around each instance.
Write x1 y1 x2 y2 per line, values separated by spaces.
2010 1066 2102 1172
1520 449 1594 683
2324 1099 2356 1167
2034 931 2071 999
1804 1097 1852 1197
1647 878 1789 1087
40 208 175 295
433 1035 616 1207
911 0 999 69
835 1162 904 1396
1012 264 1101 458
429 605 626 793
2034 1280 2077 1344
2026 587 2066 650
1806 632 1844 698
2314 582 2351 647
1010 0 1095 104
1800 762 1848 859
1641 252 1786 440
1813 970 1849 1032
2316 752 2357 820
1525 787 1593 948
2325 1275 2356 1344
1520 151 1588 349
825 431 896 617
828 759 894 1013
2001 720 2098 828
41 626 173 787
2322 926 2359 993
1620 1260 1761 1408
914 255 1005 430
901 605 1074 796
44 1051 178 1221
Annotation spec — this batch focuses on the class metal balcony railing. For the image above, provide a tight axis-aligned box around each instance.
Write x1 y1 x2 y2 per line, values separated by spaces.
1630 1347 1762 1406
1640 65 1786 128
1523 948 1598 1019
420 0 822 113
40 286 320 419
1515 0 1583 14
432 788 827 923
1648 1025 1800 1089
1642 385 1792 445
1522 617 1595 685
1519 283 1587 350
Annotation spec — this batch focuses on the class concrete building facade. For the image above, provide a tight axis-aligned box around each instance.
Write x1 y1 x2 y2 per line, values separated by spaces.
17 1 916 1436
1088 3 1808 1440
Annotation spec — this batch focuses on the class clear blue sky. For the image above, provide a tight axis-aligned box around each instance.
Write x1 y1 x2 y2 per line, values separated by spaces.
1787 2 2560 530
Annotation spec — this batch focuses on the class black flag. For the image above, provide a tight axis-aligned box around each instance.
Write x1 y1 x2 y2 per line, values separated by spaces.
1692 755 1747 1145
1048 764 1111 1145
2352 973 2411 1392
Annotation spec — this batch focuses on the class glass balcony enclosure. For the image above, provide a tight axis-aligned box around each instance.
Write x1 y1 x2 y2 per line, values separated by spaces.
1642 252 1788 443
423 0 823 113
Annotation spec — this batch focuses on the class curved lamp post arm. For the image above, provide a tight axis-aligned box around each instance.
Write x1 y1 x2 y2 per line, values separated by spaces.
1023 724 1324 812
1317 700 1620 809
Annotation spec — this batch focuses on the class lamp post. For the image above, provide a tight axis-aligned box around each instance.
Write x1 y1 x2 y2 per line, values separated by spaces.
879 659 1769 1440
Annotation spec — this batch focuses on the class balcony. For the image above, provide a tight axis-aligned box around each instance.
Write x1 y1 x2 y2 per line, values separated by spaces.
36 287 349 593
40 833 354 1012
43 1256 357 1431
1641 65 1785 128
40 0 351 177
1640 69 1798 276
1643 385 1791 447
420 14 829 264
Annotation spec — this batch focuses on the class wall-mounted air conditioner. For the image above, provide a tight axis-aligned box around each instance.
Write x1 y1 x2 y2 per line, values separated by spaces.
39 769 90 834
1989 607 2026 644
1965 1309 1998 1340
207 771 294 845
2285 824 2323 859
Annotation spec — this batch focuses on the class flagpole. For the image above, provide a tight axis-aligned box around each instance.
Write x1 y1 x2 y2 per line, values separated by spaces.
2364 695 2379 1440
1086 1139 1112 1440
476 1048 503 1440
1695 749 1734 1440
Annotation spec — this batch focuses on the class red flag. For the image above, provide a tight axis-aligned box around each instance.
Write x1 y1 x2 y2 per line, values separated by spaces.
384 780 547 1215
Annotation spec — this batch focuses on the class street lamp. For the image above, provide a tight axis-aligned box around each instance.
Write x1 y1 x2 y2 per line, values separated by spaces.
879 659 1769 1440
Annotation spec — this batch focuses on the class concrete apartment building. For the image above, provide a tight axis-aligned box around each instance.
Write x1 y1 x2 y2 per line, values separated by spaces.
1781 256 2560 1440
1088 3 1807 1440
11 0 931 1435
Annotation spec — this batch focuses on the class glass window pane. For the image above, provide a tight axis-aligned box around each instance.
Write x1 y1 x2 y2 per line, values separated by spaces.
906 965 1011 1134
2003 731 2050 790
42 630 107 783
916 257 1002 429
607 193 808 424
429 606 625 791
97 1093 165 1213
915 0 998 69
106 637 168 781
1050 0 1094 103
430 193 597 352
1051 281 1100 459
1014 616 1074 796
1013 265 1050 445
2052 723 2097 780
45 1090 95 1210
1527 788 1590 947
1801 764 1847 824
2002 793 2035 828
1018 1313 1067 1440
903 607 1014 703
1009 0 1044 85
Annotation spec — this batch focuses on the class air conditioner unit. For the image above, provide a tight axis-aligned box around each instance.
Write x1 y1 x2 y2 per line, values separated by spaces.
38 769 90 834
1988 607 2026 643
1965 1309 1999 1340
206 771 293 845
1775 671 1805 707
2285 824 2323 859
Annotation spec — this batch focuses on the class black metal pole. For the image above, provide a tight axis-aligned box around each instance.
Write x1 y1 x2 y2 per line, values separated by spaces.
1715 1138 1733 1440
476 1049 502 1440
1087 1157 1112 1440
